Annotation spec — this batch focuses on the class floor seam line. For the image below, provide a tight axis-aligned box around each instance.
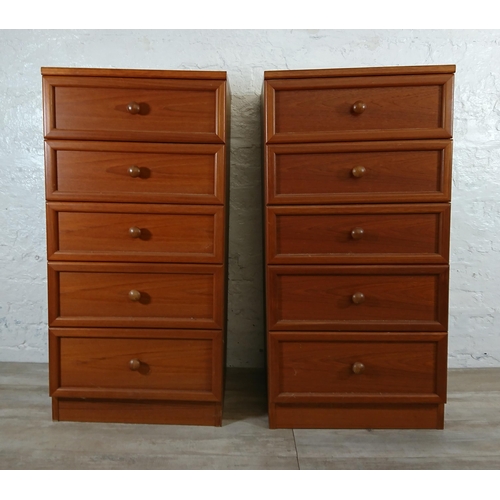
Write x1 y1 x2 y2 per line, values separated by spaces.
292 429 300 470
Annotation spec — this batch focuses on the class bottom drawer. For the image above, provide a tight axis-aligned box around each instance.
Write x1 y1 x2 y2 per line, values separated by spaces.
268 332 447 403
49 328 223 402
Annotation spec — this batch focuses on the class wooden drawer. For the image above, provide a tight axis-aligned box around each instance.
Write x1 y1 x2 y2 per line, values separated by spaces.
265 73 453 143
266 141 452 204
267 265 449 331
48 262 223 329
267 204 450 265
47 203 224 263
268 332 447 403
42 75 226 143
49 328 222 401
45 141 225 204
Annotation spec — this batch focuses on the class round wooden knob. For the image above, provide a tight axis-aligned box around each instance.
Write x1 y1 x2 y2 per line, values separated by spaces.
351 227 364 240
129 359 141 371
128 166 141 178
128 289 141 302
352 101 366 114
127 102 141 114
129 227 142 239
352 292 365 305
351 166 366 178
352 362 365 374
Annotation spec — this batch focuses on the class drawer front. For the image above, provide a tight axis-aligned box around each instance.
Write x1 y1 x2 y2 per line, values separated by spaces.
48 263 223 329
45 141 225 204
49 328 222 400
265 74 453 143
266 141 452 204
267 265 449 331
267 204 450 264
47 203 224 263
43 76 226 143
268 332 447 403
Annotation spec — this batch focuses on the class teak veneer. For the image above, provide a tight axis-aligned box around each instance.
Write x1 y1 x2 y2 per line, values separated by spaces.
43 67 229 426
263 65 454 429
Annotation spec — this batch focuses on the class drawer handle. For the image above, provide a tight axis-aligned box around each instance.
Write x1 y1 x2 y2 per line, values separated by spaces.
128 289 141 302
127 101 141 115
351 166 366 178
128 166 141 178
352 101 366 114
129 226 142 239
352 362 365 374
351 227 364 240
352 292 365 304
129 359 141 371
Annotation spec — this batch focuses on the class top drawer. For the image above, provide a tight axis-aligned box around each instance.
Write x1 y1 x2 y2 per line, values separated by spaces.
42 76 226 143
265 74 454 143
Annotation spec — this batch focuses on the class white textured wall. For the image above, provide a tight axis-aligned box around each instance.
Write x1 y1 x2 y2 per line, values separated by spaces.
1 29 499 368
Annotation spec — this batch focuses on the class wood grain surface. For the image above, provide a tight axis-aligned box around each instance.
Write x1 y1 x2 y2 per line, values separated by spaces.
267 204 450 264
265 74 454 143
47 202 223 263
263 65 453 429
43 68 229 425
45 141 225 204
266 140 452 205
43 75 226 143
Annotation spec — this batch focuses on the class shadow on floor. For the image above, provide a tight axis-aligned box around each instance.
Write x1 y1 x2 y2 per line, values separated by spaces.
222 367 268 424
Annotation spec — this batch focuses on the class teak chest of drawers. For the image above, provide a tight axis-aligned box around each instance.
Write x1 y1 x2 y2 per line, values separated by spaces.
42 67 229 426
263 65 454 429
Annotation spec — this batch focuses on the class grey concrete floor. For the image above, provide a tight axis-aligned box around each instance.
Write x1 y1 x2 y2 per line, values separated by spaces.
0 362 499 469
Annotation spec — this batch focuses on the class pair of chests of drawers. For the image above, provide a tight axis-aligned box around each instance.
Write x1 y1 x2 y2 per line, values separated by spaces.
43 72 227 424
263 70 453 428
